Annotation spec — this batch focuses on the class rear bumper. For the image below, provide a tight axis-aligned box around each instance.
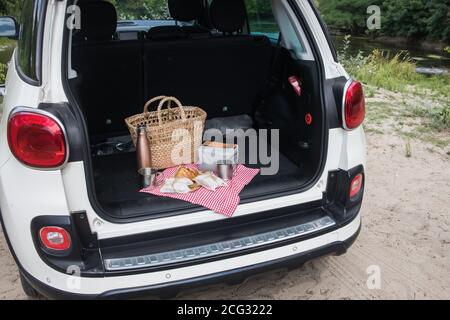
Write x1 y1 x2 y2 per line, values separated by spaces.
101 224 361 299
1 163 365 299
10 211 361 299
20 222 360 300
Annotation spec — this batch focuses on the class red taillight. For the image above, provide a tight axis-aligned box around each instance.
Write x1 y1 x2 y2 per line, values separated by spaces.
39 227 72 251
344 81 365 130
8 111 67 168
349 174 363 199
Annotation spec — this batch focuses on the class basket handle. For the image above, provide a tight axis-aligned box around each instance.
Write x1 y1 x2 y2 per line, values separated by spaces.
143 95 170 113
157 97 187 125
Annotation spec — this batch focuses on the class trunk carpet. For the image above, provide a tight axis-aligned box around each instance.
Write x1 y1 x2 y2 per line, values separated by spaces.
92 149 310 220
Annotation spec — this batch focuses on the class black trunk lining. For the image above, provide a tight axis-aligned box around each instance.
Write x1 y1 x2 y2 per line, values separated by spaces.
92 145 310 220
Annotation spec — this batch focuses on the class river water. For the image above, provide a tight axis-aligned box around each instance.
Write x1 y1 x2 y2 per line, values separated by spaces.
332 36 450 71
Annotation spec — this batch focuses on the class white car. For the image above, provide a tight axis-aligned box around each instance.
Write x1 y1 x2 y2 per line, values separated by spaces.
0 0 366 299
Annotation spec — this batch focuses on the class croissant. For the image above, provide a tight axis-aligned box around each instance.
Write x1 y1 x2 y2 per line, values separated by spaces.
175 166 199 180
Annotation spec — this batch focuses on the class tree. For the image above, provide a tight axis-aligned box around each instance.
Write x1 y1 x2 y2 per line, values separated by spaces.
317 0 450 42
318 0 383 35
107 0 169 20
383 0 450 42
245 0 272 20
0 0 24 19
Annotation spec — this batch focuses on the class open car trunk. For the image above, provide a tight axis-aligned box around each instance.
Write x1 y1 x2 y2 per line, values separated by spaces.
70 49 326 221
91 131 316 220
67 4 326 221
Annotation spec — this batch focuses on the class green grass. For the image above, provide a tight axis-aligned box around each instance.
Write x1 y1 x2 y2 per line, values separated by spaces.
428 103 450 131
403 102 450 131
0 38 15 47
338 36 450 98
345 50 450 97
0 38 16 83
0 63 7 84
397 128 449 148
338 36 450 134
363 97 450 149
365 101 397 123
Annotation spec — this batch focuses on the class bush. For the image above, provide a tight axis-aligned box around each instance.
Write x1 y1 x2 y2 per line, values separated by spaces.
338 36 450 96
429 103 450 131
339 36 450 132
0 63 7 84
351 50 419 92
382 0 450 42
0 0 24 19
317 0 450 42
107 0 169 20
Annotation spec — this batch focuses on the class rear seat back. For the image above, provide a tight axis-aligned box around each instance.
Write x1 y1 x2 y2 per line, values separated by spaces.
72 1 144 137
143 0 272 118
72 0 273 137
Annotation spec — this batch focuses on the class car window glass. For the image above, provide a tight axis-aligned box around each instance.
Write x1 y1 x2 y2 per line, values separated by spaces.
107 0 170 20
17 0 44 83
244 0 280 41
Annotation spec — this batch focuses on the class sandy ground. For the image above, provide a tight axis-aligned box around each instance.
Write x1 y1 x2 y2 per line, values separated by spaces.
1 93 449 299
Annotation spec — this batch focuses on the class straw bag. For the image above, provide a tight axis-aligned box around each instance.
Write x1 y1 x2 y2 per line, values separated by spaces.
125 96 207 169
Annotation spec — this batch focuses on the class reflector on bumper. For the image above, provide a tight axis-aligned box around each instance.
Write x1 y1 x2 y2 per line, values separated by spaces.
104 216 336 271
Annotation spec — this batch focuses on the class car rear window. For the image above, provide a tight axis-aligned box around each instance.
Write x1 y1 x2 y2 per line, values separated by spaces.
17 0 46 84
244 0 280 41
107 0 170 20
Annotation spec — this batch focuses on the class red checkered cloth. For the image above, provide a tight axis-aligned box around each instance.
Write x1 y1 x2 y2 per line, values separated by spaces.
140 164 260 217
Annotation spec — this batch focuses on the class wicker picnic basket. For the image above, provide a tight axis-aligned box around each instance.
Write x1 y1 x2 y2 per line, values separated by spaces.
125 96 207 170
